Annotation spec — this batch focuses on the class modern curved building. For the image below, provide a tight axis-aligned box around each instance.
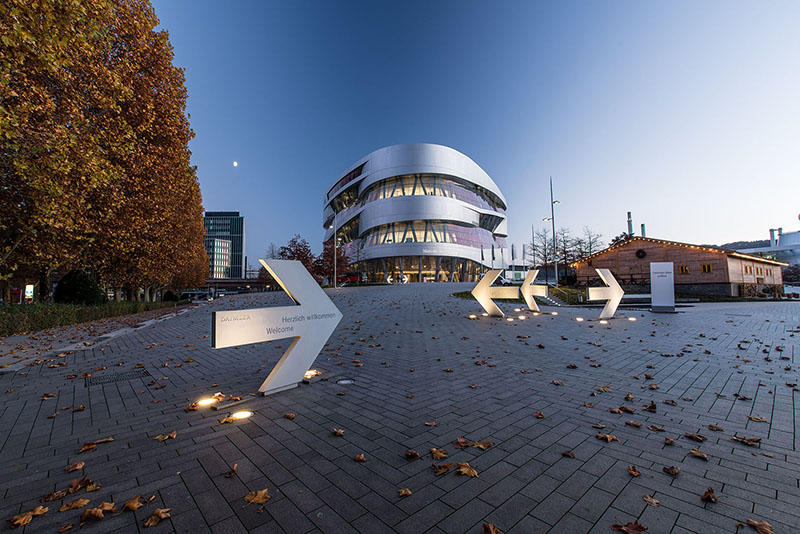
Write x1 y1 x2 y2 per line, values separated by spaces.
322 144 508 282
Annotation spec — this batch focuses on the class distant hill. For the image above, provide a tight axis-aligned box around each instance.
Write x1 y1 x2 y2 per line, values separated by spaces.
720 239 770 250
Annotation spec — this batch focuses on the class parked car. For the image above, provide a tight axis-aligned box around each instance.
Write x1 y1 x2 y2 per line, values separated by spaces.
479 273 514 286
337 272 368 285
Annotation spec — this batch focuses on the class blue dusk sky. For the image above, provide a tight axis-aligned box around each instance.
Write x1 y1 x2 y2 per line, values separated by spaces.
152 0 800 265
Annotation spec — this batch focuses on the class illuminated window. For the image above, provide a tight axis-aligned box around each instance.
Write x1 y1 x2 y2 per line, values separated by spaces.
678 265 689 274
701 264 712 273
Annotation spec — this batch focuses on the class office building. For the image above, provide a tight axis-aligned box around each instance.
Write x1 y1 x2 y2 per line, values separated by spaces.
204 211 245 278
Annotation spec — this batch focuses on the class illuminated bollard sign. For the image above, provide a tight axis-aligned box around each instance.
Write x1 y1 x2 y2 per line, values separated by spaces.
211 259 342 395
471 269 547 317
587 269 625 319
471 268 626 320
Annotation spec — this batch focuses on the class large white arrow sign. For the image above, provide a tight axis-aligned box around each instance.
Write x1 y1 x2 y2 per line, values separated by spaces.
471 269 518 317
520 269 548 312
212 259 342 395
587 268 625 319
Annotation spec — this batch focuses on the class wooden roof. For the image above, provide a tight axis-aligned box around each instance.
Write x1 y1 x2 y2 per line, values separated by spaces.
570 236 788 267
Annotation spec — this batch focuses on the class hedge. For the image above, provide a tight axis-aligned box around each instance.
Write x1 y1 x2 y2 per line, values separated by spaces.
0 301 190 338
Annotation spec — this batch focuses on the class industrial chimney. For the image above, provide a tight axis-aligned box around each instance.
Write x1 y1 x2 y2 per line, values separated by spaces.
641 223 646 238
627 212 633 235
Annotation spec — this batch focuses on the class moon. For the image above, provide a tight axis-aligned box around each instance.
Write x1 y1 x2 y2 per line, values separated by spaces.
233 161 238 167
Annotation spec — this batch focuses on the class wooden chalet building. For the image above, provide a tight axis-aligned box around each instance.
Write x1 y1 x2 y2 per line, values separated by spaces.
571 237 787 297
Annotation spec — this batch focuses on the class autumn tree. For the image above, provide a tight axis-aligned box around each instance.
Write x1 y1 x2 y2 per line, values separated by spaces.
314 239 350 283
0 0 208 302
279 235 317 278
0 0 125 301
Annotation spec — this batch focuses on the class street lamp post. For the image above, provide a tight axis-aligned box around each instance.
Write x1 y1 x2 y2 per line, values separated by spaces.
542 176 560 287
330 211 337 289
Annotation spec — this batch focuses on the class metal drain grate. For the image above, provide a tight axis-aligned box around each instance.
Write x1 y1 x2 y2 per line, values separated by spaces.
86 369 151 386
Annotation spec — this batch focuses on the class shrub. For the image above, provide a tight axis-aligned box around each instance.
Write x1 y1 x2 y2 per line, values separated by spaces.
53 270 104 305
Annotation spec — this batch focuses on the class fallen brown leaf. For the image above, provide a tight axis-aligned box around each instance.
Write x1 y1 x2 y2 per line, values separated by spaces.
472 440 493 450
708 424 724 432
58 524 73 532
536 411 544 419
663 466 680 477
643 495 660 507
153 430 177 442
628 465 641 477
58 498 90 512
747 415 768 423
405 449 420 459
625 421 641 428
354 453 366 462
143 508 171 527
224 464 238 478
431 448 448 460
689 448 709 461
397 488 412 497
244 489 270 505
9 505 48 529
664 437 675 445
332 428 345 436
701 487 717 503
685 432 707 442
611 520 648 533
745 519 774 534
454 437 471 449
561 451 575 458
121 495 145 511
455 462 478 477
596 433 619 443
65 461 84 472
284 413 296 420
432 463 451 476
424 421 437 427
483 523 502 534
733 435 761 446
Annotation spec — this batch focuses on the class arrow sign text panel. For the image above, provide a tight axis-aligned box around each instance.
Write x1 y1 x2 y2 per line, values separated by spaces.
211 259 342 395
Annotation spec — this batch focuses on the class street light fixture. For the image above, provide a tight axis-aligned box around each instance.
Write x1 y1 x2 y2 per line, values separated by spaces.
549 177 559 287
329 209 338 289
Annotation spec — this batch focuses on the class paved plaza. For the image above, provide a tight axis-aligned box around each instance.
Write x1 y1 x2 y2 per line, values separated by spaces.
1 284 799 533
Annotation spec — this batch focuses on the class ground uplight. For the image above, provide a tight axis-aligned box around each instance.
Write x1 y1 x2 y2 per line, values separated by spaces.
231 411 253 420
196 398 217 407
628 317 637 322
576 317 584 322
600 320 608 324
304 369 322 379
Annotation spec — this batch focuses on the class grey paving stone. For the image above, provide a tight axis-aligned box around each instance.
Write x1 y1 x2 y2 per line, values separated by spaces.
1 288 798 533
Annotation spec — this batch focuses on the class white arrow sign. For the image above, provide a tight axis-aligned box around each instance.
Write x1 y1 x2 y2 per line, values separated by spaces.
520 269 548 312
471 269 518 317
587 268 625 319
211 259 342 395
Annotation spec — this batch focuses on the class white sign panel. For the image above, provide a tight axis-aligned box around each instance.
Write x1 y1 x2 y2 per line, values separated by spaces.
650 262 675 312
212 259 342 395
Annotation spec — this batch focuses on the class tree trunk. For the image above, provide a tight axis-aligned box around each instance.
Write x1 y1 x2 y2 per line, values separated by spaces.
114 288 121 301
38 268 52 303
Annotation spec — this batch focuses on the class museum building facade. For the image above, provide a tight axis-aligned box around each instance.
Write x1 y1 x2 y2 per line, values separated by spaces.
322 144 508 282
